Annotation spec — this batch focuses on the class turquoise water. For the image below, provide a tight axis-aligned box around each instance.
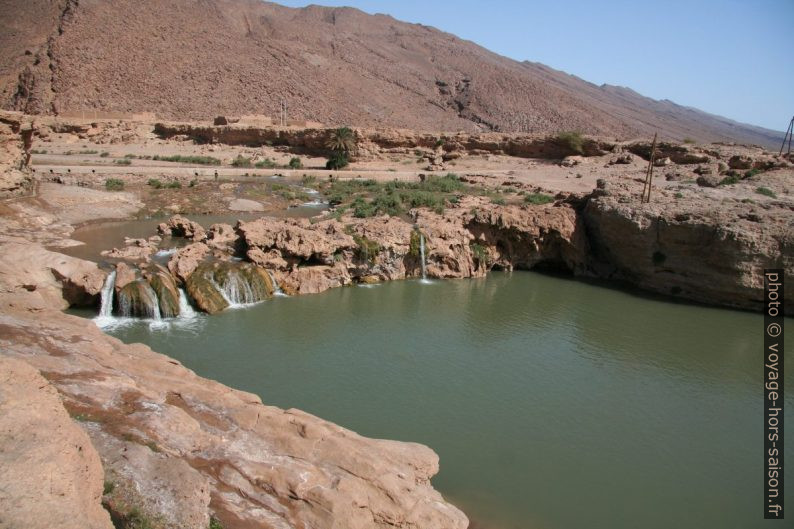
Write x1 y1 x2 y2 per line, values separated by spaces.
93 272 792 529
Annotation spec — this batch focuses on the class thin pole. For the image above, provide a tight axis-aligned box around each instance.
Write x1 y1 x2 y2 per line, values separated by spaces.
642 133 657 203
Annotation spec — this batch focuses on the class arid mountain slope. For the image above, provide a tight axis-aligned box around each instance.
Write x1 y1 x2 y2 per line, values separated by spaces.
0 0 783 146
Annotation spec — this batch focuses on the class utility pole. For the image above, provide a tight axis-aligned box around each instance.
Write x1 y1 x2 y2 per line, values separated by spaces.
279 98 287 127
779 116 793 157
641 132 658 204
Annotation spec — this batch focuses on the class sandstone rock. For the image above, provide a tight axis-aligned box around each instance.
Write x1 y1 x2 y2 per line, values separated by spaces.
560 155 583 167
206 223 238 248
168 242 210 283
609 153 634 165
239 217 356 265
0 356 113 529
728 154 753 170
101 237 156 261
159 215 207 241
144 263 181 318
696 174 721 187
654 156 672 167
114 262 137 291
694 165 712 176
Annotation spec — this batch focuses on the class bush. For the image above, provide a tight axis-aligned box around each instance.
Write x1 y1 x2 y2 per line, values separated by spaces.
147 178 163 189
524 193 554 205
470 242 490 265
556 131 585 155
209 518 224 529
326 151 349 170
152 154 221 165
301 174 317 187
105 178 124 191
78 149 98 154
745 168 763 178
254 158 277 169
718 174 740 186
231 155 252 168
490 196 506 205
100 152 110 157
756 187 777 198
682 137 696 144
166 181 182 189
189 179 198 187
353 234 380 264
289 157 302 169
114 158 132 165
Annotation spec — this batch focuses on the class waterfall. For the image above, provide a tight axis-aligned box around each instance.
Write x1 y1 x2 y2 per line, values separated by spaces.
267 270 287 297
419 233 427 281
117 280 161 320
98 270 116 317
207 266 259 307
178 288 197 319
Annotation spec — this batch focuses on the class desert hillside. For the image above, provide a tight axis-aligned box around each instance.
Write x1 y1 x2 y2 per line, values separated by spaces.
0 0 783 146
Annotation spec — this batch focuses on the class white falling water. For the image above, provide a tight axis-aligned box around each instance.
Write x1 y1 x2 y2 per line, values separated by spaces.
117 281 161 320
178 288 197 319
98 270 116 317
207 268 257 308
267 270 287 297
419 233 427 281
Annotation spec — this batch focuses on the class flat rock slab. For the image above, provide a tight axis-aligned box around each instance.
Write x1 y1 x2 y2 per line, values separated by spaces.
228 198 264 212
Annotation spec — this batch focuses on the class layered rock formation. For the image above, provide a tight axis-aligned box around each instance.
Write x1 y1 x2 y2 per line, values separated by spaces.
0 111 34 197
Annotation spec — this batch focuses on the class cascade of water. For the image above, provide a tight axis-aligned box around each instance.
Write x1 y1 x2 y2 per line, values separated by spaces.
419 233 427 281
117 280 161 320
98 270 116 317
146 282 162 321
178 288 197 318
267 270 286 296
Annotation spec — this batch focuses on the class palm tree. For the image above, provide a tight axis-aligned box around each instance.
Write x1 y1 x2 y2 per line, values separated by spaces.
326 126 356 153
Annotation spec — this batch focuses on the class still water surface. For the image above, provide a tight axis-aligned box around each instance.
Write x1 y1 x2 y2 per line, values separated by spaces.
89 272 792 529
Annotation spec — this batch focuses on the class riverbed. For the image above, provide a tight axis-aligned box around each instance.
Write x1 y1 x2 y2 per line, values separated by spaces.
76 271 793 529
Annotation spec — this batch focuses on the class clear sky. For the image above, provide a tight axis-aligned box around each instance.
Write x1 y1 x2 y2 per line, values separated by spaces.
276 0 793 132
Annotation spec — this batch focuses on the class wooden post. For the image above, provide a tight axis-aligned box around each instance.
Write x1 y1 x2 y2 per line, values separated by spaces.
642 133 657 203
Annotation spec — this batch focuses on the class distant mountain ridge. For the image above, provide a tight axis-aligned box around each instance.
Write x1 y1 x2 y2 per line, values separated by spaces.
0 0 783 147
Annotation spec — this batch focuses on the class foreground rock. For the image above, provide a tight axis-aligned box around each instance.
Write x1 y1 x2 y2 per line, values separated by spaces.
0 356 113 529
0 241 469 529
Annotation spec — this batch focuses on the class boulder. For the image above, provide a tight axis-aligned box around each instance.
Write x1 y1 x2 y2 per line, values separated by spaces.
696 174 721 187
609 153 634 165
560 155 583 167
0 356 113 529
114 262 137 291
228 198 264 212
144 263 180 318
168 242 210 283
159 215 207 241
728 155 753 170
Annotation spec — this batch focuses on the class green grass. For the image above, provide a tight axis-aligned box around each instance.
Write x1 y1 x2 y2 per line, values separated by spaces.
78 149 99 154
153 154 221 165
523 193 554 205
103 480 115 495
114 158 132 165
166 181 181 189
231 155 252 168
105 178 125 191
254 158 277 169
718 174 740 186
209 517 224 529
756 187 777 198
147 178 163 189
352 234 380 264
470 242 490 265
745 168 763 178
289 157 302 169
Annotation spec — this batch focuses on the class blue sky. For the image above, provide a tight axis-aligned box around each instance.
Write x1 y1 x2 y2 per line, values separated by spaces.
277 0 793 132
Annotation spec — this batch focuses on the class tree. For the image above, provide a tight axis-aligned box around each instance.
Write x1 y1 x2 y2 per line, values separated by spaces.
326 127 356 154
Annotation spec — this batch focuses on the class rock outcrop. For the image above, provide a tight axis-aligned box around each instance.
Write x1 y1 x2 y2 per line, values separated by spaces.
0 356 113 529
582 192 794 313
0 111 34 198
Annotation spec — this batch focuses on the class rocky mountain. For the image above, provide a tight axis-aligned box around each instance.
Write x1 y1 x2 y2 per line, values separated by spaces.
0 0 783 146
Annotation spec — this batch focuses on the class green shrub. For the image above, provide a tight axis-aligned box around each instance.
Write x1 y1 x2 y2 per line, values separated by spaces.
756 187 777 198
353 234 380 264
100 152 110 157
152 154 221 165
231 155 252 168
718 174 740 186
78 149 98 154
209 518 224 529
524 193 554 205
114 158 132 165
674 192 683 199
556 131 585 155
166 181 182 189
745 168 762 178
490 196 506 205
105 178 124 191
124 153 137 159
189 179 198 187
254 158 277 169
103 480 115 495
682 137 696 144
326 151 349 170
147 178 163 189
470 242 490 265
301 174 317 187
289 157 302 169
